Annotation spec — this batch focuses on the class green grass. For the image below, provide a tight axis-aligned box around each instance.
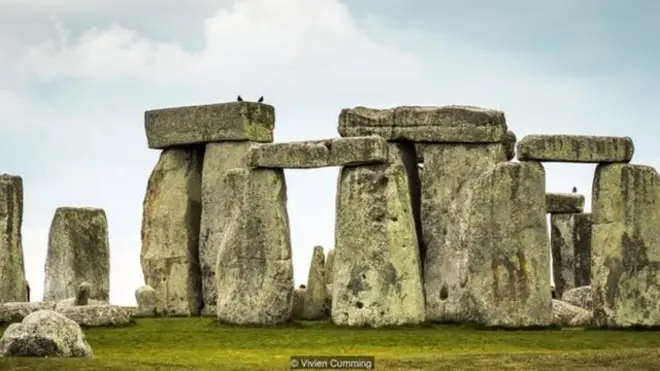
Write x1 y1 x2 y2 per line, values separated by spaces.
0 318 659 370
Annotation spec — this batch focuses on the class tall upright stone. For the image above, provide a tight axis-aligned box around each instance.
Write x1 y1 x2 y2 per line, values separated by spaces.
140 149 203 316
325 248 335 285
303 246 328 320
551 212 592 297
332 144 425 327
43 207 110 302
591 164 660 328
461 162 552 327
0 175 27 303
215 168 293 325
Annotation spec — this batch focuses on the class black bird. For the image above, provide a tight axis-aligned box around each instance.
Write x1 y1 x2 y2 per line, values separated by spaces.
237 95 243 102
572 186 577 193
257 96 264 103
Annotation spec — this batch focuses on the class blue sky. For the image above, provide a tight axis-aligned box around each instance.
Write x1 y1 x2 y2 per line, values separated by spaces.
1 0 658 305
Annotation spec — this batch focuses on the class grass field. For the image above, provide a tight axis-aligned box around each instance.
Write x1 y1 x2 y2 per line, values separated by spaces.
0 317 659 370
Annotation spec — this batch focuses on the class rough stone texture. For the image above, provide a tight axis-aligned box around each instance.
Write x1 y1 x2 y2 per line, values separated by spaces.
0 174 27 303
591 164 660 327
303 246 329 320
461 162 553 327
332 144 425 327
546 193 585 213
561 286 593 310
140 148 203 316
517 135 634 163
55 298 106 310
551 299 593 327
338 106 507 143
134 285 157 317
145 102 275 149
421 143 507 322
247 136 388 168
325 249 335 285
57 305 132 327
215 168 293 325
75 282 91 306
292 288 305 320
0 302 56 324
199 141 254 316
0 310 93 357
504 131 516 161
551 213 592 297
43 207 110 303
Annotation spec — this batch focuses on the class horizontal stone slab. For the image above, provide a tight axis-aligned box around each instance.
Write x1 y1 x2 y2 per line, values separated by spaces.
338 105 507 143
246 136 388 168
546 193 585 213
145 102 275 149
516 135 633 163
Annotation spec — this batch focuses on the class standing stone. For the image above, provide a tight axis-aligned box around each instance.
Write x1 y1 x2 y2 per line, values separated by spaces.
461 162 552 327
140 149 203 316
74 282 91 306
0 175 27 303
43 207 110 302
551 213 592 297
303 246 328 320
421 143 507 322
332 144 425 327
292 288 305 320
215 168 293 325
135 285 157 317
325 248 335 285
591 164 660 327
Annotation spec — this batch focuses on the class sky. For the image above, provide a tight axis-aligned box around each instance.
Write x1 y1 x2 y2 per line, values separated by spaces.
1 0 659 306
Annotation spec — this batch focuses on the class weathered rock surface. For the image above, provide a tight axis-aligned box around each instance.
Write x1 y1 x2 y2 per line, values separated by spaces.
134 285 157 317
504 131 516 161
551 213 592 297
551 299 593 327
75 282 91 306
421 143 507 322
0 302 56 324
247 136 388 168
43 207 110 302
0 174 27 303
292 288 305 320
561 286 593 310
140 148 203 316
145 102 274 149
199 141 254 316
591 164 660 327
332 144 425 327
325 248 335 286
517 135 634 163
215 168 293 325
303 246 329 320
461 162 552 327
0 310 93 357
338 106 507 143
546 193 585 213
55 298 106 310
57 305 132 327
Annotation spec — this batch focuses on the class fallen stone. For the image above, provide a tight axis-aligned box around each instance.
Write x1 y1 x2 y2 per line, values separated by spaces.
43 207 110 302
552 299 593 327
591 164 660 328
199 141 255 316
134 285 157 317
57 305 132 327
247 136 389 168
55 298 106 311
338 105 507 143
0 309 93 357
215 168 293 325
461 162 553 327
0 174 27 303
561 286 593 310
516 135 634 163
421 143 507 322
303 246 329 320
145 102 275 149
546 193 585 213
504 131 516 161
333 144 425 327
292 288 305 320
325 248 335 285
140 148 203 316
551 213 592 297
0 302 56 324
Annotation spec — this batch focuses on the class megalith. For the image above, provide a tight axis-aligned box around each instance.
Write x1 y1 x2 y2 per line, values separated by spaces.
0 174 27 303
591 164 660 328
303 246 328 320
215 168 293 325
43 207 110 302
140 149 203 316
325 248 335 285
516 135 634 163
461 162 552 327
332 144 425 327
550 212 592 297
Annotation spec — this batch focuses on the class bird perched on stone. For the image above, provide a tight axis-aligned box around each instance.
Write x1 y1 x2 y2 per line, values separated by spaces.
237 95 243 102
572 186 577 193
257 96 264 103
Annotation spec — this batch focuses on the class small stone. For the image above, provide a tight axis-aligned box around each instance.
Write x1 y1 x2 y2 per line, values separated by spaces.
546 193 585 213
134 285 157 317
551 299 592 327
561 286 593 310
516 135 634 163
75 282 91 306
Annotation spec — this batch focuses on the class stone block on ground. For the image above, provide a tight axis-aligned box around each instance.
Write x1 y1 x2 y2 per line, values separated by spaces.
57 305 132 327
215 168 293 325
140 148 203 316
551 299 593 327
591 164 660 327
0 174 27 303
145 102 274 149
0 302 56 324
43 207 110 303
134 285 157 317
516 135 634 163
546 193 585 213
338 105 507 143
246 136 388 168
561 286 593 310
551 213 592 297
303 246 329 320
